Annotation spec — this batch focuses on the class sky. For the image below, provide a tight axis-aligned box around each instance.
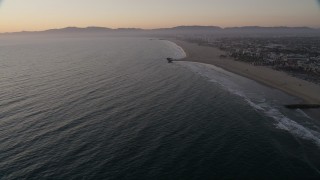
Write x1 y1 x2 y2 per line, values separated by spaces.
0 0 319 32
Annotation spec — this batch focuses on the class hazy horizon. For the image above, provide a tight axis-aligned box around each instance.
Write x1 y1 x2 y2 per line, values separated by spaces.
2 24 320 34
0 0 320 33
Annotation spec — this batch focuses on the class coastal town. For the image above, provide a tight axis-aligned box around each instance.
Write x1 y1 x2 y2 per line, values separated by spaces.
184 36 320 85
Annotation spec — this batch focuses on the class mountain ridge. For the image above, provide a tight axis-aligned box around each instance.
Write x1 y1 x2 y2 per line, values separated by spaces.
2 25 320 35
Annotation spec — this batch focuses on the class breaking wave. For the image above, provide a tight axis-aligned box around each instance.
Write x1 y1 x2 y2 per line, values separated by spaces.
181 62 320 147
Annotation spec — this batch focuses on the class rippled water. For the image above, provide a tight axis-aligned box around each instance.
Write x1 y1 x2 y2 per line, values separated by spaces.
0 36 320 179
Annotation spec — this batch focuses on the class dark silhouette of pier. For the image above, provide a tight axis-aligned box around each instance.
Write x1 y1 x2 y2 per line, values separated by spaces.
167 58 174 63
285 104 320 109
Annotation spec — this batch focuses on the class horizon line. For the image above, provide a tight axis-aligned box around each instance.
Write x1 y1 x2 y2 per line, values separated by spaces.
1 25 320 34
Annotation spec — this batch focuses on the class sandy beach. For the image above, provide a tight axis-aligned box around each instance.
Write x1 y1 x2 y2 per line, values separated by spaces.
170 39 320 104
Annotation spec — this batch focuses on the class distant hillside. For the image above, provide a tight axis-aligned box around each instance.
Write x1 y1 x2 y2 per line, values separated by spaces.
2 26 144 35
44 27 113 33
152 26 320 36
157 26 222 31
224 26 318 35
1 26 320 36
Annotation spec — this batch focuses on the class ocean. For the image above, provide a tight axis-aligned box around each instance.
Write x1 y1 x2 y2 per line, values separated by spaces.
0 36 320 179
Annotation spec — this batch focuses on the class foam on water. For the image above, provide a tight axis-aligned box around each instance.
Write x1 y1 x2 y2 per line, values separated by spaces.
296 109 313 119
267 109 320 146
181 62 320 147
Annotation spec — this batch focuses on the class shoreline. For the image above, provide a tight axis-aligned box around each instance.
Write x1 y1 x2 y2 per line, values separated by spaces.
168 39 320 118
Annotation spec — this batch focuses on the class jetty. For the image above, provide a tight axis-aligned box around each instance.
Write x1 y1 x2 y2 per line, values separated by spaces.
167 58 174 63
285 104 320 109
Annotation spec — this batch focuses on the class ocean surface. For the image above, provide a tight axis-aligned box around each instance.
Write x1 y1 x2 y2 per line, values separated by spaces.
0 36 320 179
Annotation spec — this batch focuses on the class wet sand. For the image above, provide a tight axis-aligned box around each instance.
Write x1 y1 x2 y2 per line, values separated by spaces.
170 39 320 105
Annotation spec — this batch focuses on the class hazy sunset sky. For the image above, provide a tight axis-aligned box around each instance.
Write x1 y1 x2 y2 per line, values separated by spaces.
0 0 319 32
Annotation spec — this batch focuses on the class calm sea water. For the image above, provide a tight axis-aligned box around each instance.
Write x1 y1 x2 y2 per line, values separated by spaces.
0 36 320 179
